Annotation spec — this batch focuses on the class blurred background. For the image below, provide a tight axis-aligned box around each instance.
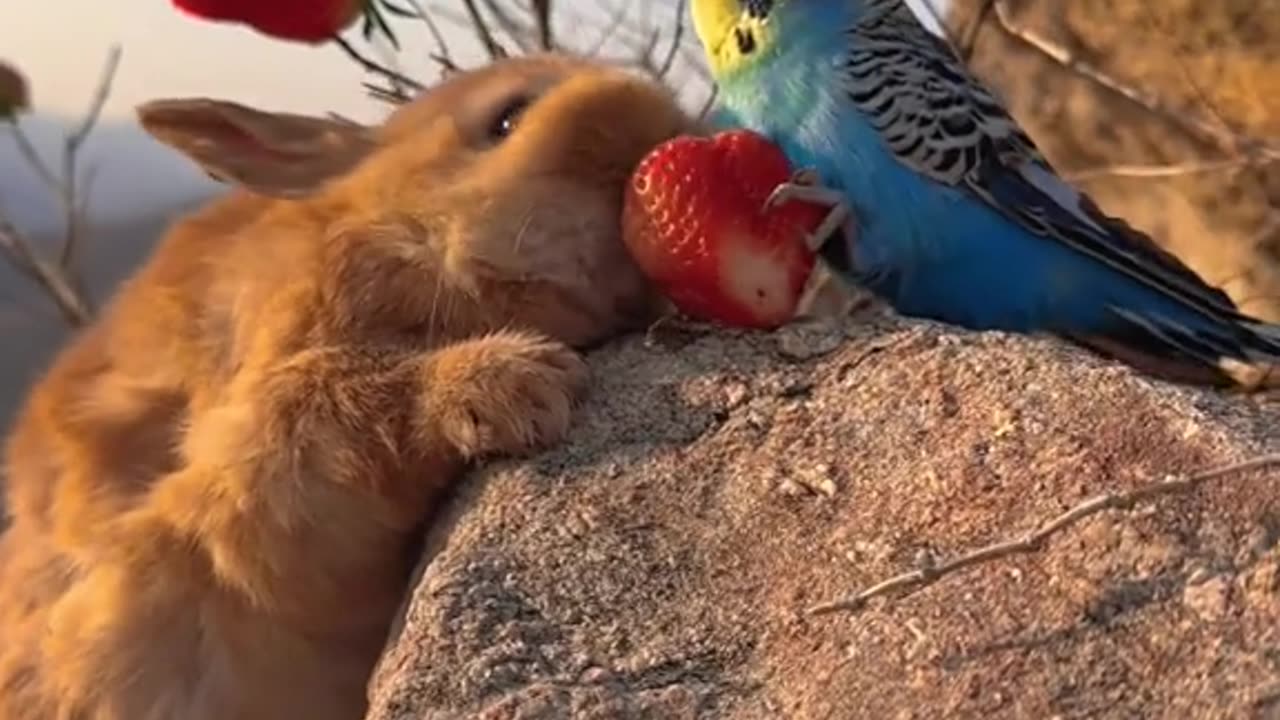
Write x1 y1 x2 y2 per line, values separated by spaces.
1 0 1277 435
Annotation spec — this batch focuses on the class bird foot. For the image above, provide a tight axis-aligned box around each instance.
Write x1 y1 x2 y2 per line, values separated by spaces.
762 168 853 252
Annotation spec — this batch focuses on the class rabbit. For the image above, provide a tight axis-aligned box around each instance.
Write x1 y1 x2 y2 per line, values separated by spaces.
0 52 693 720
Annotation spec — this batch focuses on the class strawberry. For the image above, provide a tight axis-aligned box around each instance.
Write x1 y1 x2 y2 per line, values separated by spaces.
172 0 366 44
622 130 826 330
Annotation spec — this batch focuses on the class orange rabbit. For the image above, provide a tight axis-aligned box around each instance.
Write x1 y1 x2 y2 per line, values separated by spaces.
0 53 691 720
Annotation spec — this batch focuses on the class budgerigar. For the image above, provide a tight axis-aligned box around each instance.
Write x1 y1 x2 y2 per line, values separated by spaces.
689 0 1280 387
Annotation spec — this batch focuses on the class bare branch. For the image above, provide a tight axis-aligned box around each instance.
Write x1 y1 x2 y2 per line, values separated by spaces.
406 0 461 75
0 211 92 326
581 3 631 58
1065 156 1272 183
461 0 506 58
480 0 535 54
808 453 1280 616
656 0 687 79
987 0 1280 163
0 48 121 324
698 85 719 122
1132 1 1240 152
530 0 554 51
333 36 423 101
58 45 121 272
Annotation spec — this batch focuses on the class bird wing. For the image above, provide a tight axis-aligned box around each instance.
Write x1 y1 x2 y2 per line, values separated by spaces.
836 4 1248 323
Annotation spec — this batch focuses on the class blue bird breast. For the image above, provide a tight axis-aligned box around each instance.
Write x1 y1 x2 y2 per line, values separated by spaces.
769 99 1190 338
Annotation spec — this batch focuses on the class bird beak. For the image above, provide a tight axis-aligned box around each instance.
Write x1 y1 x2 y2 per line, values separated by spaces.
691 0 742 58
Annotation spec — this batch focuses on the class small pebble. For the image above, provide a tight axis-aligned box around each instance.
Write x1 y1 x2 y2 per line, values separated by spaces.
776 321 844 360
1183 575 1232 622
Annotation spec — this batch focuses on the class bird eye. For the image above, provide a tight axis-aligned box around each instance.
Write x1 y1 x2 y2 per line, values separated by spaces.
487 95 533 142
745 0 773 19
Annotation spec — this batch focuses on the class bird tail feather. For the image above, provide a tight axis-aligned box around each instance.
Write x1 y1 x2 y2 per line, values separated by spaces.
1099 307 1280 389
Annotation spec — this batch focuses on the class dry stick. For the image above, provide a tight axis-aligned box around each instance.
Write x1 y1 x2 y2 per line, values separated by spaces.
7 46 120 281
480 0 533 54
988 0 1280 163
403 0 460 74
808 453 1280 616
530 0 553 51
333 36 423 100
363 82 411 105
581 2 630 58
957 0 1260 170
655 0 687 79
0 213 92 326
1133 0 1242 154
58 45 119 272
1 47 121 325
636 24 664 76
698 85 719 122
1064 156 1266 183
461 0 506 58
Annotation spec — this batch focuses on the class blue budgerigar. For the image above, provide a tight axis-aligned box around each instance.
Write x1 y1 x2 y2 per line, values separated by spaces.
689 0 1280 387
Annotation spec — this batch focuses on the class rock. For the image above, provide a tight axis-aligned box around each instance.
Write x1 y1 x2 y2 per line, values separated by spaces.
365 311 1280 720
1182 574 1232 623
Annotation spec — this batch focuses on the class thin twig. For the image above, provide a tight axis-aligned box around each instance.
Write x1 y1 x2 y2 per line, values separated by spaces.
698 86 719 123
363 81 411 105
0 48 120 324
1133 1 1240 151
656 0 687 79
988 0 1280 163
530 0 554 50
480 0 534 54
581 3 630 58
461 0 506 58
1065 156 1269 182
0 211 92 325
808 453 1280 616
333 35 423 100
405 0 454 64
58 45 120 271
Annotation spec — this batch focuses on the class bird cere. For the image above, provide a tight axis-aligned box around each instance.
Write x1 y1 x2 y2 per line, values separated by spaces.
620 0 1280 389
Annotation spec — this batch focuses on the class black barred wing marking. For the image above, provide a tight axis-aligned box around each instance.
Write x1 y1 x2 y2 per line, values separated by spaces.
833 0 1247 324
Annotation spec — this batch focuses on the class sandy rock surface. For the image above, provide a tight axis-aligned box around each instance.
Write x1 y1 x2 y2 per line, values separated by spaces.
366 310 1280 720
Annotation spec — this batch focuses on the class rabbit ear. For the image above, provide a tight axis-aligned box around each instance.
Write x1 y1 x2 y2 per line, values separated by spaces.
136 98 376 199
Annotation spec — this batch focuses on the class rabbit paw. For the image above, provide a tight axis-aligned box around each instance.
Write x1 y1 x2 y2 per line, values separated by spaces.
428 331 589 458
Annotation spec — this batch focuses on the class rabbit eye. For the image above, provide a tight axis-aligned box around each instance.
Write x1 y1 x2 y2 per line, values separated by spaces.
487 95 533 141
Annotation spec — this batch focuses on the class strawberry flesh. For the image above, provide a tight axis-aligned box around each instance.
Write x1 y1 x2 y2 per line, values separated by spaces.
622 130 826 329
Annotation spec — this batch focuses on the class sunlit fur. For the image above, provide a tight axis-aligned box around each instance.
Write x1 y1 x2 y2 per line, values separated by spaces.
0 54 691 719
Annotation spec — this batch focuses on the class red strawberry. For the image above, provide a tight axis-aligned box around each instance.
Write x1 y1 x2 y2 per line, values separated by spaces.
172 0 366 44
622 130 826 330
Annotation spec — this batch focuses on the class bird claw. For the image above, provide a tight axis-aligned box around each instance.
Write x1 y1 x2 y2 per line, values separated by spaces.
763 167 853 252
761 167 824 210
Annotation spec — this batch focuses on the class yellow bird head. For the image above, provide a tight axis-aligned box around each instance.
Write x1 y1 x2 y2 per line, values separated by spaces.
691 0 783 79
